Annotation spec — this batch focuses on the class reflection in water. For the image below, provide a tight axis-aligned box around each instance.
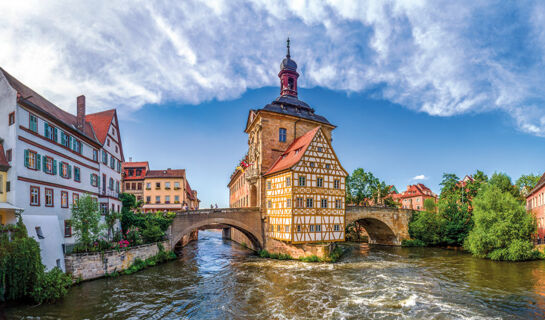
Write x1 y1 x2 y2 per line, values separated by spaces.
5 230 545 319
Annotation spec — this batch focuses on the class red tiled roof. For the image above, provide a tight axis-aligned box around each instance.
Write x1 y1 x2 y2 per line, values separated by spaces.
528 172 545 197
145 169 185 178
397 183 437 199
0 67 100 144
0 144 10 171
265 127 320 176
85 109 115 144
122 161 149 169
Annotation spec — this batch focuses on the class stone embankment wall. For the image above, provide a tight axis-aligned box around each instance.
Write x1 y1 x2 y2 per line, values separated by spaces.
265 237 334 259
65 241 171 281
228 228 258 251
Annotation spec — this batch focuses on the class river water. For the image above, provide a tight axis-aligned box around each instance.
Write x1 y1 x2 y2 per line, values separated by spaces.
4 230 545 319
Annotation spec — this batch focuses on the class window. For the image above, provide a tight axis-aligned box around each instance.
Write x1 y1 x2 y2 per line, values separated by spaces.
110 156 115 169
72 193 79 207
310 162 315 167
165 182 171 189
43 156 55 174
297 225 301 232
317 147 322 152
74 166 81 182
287 198 291 208
45 188 54 207
156 196 160 203
72 139 82 154
279 128 287 142
30 186 40 206
146 196 151 204
24 150 40 170
109 178 114 190
29 114 38 132
165 196 170 204
60 162 70 178
156 182 161 189
175 195 180 203
128 169 134 176
8 112 15 125
35 227 44 239
267 200 272 209
316 224 321 232
296 198 304 208
44 123 57 142
93 149 98 161
64 220 72 237
309 225 315 232
285 225 289 233
306 198 313 208
116 181 119 193
137 183 142 190
102 150 108 164
107 139 110 147
317 177 323 187
335 199 342 209
91 174 99 187
146 182 151 190
286 177 291 187
6 149 11 162
61 191 68 208
321 198 327 208
174 182 180 189
334 224 340 232
267 181 271 190
299 176 306 186
115 145 118 153
100 203 107 215
334 180 340 189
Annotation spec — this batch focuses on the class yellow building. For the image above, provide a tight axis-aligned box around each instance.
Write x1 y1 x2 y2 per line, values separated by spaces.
141 169 200 212
264 127 347 243
0 141 21 225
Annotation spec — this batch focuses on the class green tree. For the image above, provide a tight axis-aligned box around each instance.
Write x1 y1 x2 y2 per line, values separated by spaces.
516 173 541 197
408 211 443 246
347 168 378 205
104 210 121 241
489 172 522 201
439 173 460 198
423 198 437 212
438 195 472 246
464 184 540 261
71 194 102 247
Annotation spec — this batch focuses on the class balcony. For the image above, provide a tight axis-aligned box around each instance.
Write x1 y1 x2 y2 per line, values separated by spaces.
244 167 259 183
99 189 119 199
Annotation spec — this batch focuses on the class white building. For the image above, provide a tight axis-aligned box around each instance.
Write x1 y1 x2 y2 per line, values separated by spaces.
0 67 124 271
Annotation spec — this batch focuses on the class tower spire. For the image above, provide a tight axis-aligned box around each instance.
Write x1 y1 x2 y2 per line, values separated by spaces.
286 37 290 58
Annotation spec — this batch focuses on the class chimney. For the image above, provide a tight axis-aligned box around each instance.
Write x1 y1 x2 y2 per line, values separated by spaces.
77 95 85 131
129 157 133 162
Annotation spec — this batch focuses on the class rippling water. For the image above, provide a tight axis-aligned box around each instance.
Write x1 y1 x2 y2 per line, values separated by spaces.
4 230 545 319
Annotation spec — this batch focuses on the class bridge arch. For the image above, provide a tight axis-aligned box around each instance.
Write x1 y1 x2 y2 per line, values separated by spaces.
345 206 413 246
169 208 264 253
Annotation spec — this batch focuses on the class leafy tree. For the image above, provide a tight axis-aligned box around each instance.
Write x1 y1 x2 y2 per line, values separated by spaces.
104 210 121 241
71 194 102 247
120 193 137 212
438 195 472 246
347 168 378 205
423 198 437 213
408 211 443 246
465 184 541 261
371 181 391 206
439 173 460 198
516 173 541 196
489 172 522 201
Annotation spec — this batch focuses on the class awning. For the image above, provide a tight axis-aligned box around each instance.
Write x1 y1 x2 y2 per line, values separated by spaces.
0 202 23 211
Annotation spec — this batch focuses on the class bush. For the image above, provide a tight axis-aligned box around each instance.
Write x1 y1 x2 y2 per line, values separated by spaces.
31 267 72 304
299 255 320 262
401 239 426 247
141 221 165 243
464 184 541 261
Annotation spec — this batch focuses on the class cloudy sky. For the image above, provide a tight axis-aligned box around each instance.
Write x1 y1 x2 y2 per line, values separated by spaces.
2 1 545 206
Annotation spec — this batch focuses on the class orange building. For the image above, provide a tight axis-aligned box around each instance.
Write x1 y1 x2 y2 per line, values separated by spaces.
394 183 437 211
527 173 545 242
121 161 149 202
141 169 199 212
228 155 252 208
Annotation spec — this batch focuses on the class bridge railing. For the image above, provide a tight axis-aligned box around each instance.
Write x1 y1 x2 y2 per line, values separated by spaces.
346 205 415 214
175 207 260 216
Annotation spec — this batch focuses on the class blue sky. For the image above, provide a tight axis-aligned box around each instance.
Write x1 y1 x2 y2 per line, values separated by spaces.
2 1 545 206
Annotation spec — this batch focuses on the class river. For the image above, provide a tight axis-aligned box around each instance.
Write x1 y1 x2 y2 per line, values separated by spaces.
4 230 545 319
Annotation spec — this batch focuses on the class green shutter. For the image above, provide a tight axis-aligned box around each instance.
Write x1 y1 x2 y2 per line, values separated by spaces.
61 132 65 146
36 154 41 171
54 127 58 142
44 123 48 137
68 164 72 179
24 149 29 167
52 160 57 175
97 176 100 188
42 156 47 173
59 162 63 177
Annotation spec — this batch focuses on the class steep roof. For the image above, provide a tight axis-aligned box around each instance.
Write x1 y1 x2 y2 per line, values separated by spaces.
0 144 10 171
146 169 185 178
265 127 320 176
397 183 437 199
0 67 100 145
528 172 545 197
85 109 116 144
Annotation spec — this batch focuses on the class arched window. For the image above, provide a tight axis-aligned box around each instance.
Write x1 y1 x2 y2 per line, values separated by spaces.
279 128 287 142
288 78 294 90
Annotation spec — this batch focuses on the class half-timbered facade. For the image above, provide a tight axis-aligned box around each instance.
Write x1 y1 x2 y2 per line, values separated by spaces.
265 127 347 243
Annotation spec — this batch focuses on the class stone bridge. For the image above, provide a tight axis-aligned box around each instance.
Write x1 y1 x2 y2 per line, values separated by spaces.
346 206 414 246
170 207 264 251
169 206 413 250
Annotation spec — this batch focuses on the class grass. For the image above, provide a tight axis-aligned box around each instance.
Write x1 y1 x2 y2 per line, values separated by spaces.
258 245 347 263
258 249 293 260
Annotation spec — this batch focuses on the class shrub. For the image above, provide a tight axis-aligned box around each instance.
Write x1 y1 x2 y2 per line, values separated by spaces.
31 267 72 304
141 221 165 243
299 255 320 262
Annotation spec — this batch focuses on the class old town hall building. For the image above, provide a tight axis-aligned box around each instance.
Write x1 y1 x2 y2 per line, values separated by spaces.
228 40 347 244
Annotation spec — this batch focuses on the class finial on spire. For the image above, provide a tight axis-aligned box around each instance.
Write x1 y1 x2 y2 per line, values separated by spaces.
286 37 291 58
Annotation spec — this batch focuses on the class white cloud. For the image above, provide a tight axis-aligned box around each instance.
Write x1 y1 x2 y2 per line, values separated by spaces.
1 1 545 135
412 175 428 180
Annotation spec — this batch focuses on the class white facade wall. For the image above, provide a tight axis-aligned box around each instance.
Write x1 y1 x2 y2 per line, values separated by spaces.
97 116 122 213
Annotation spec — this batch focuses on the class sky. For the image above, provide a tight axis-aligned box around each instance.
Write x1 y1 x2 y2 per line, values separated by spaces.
1 1 545 207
